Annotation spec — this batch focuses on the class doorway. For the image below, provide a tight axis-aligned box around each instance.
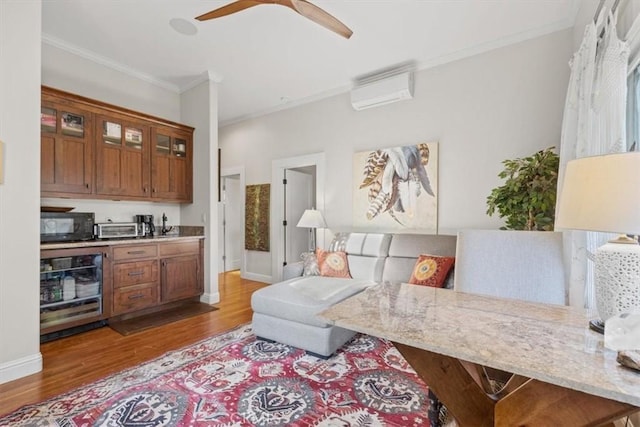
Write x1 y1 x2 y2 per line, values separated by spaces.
219 167 245 276
271 152 325 282
284 167 314 266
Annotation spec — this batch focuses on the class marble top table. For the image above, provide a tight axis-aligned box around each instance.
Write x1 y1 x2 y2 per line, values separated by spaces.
319 283 640 425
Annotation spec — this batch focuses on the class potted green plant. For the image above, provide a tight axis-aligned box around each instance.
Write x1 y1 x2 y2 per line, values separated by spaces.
486 147 559 231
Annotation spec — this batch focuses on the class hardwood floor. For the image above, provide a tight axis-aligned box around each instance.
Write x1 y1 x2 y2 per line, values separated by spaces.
0 271 267 417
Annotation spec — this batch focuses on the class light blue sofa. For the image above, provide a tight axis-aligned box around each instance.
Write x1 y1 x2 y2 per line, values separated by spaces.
251 232 457 357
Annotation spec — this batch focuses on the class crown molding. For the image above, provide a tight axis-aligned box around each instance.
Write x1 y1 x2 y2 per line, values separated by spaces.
219 84 350 128
180 70 224 93
414 18 575 73
42 33 181 93
220 21 574 127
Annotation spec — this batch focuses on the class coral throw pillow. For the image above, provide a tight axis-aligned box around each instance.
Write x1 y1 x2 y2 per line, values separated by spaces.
409 254 455 288
316 248 352 278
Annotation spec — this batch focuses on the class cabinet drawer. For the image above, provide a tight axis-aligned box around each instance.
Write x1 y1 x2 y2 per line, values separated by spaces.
159 240 199 257
113 260 158 288
113 283 158 315
113 244 158 261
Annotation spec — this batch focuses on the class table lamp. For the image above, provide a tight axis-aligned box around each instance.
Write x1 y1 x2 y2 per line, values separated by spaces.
555 152 640 331
297 208 327 251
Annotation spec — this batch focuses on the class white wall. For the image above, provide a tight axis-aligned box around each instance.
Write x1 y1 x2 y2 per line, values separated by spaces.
180 79 219 304
41 43 183 224
40 198 181 229
0 1 43 383
42 43 180 121
220 29 573 279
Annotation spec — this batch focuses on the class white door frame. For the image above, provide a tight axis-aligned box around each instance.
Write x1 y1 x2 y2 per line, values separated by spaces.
271 152 325 283
220 166 245 278
284 169 313 265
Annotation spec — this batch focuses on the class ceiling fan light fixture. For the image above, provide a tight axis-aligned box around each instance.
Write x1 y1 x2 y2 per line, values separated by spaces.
169 18 198 36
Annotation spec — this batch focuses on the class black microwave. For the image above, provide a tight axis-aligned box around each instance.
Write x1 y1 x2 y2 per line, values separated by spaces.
40 212 95 243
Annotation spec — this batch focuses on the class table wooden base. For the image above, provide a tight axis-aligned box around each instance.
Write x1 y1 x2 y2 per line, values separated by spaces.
394 342 637 426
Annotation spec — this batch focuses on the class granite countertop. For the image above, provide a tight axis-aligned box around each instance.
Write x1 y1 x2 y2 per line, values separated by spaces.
41 226 204 250
318 282 640 407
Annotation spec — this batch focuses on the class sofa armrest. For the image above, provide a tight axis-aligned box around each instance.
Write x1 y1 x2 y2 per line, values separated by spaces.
283 261 304 280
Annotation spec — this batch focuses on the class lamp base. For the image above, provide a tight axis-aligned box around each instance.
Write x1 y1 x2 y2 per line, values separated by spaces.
595 240 640 322
589 319 605 334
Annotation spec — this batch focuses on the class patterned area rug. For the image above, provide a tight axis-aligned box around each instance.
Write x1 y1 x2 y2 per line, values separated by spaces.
1 324 435 426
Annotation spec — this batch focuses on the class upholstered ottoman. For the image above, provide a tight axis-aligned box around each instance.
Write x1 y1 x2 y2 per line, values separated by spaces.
251 233 392 357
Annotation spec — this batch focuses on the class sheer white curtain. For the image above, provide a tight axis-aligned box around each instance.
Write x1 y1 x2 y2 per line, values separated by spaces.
557 9 629 310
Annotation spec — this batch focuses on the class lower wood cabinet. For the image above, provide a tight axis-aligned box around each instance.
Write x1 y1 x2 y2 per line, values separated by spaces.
109 238 203 318
112 260 159 315
113 282 159 315
160 241 201 302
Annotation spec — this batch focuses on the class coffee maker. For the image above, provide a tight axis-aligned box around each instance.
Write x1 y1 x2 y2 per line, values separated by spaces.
135 214 155 237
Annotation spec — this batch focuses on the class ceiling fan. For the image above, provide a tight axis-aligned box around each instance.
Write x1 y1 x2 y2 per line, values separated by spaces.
195 0 353 39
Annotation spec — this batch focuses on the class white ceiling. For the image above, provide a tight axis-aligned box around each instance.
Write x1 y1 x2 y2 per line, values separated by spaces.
42 0 579 126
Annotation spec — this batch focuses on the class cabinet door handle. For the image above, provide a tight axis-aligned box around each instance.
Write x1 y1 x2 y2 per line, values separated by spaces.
127 250 145 255
128 294 144 300
85 183 90 189
103 252 109 259
128 271 144 277
143 187 147 193
152 188 156 193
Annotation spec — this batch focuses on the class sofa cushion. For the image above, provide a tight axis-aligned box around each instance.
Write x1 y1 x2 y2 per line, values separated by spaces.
388 233 457 258
328 232 350 252
408 254 455 287
345 233 392 257
331 233 392 281
317 249 351 278
251 276 375 328
348 255 386 281
382 234 457 283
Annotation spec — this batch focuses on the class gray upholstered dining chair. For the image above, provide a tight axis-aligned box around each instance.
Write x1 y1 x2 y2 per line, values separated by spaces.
436 228 568 416
453 229 566 305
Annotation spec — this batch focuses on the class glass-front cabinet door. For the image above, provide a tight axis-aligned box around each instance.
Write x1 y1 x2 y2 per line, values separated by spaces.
151 126 192 202
95 115 150 198
40 98 93 195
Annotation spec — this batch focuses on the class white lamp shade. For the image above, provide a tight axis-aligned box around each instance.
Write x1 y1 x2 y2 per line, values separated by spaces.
556 152 640 235
297 209 327 229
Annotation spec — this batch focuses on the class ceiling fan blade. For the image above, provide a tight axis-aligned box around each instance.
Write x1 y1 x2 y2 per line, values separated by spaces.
195 0 264 21
289 0 353 39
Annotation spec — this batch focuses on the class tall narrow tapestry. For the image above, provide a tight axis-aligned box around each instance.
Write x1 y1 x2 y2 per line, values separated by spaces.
245 184 270 251
353 142 438 231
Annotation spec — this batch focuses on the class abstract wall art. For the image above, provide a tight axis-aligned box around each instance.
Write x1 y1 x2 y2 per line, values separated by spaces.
245 183 270 251
353 142 438 231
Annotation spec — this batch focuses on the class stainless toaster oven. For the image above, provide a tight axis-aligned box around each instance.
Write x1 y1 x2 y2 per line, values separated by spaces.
93 222 142 239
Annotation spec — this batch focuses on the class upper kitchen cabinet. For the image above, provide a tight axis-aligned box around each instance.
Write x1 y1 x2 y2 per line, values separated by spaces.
151 126 193 203
95 114 150 198
40 86 194 203
41 93 94 195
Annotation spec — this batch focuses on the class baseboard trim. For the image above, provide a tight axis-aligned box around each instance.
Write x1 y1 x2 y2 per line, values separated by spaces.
200 292 220 305
242 272 272 284
0 352 42 384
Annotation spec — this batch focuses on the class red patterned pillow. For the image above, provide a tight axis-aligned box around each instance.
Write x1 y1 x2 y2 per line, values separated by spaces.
409 254 455 288
316 248 352 278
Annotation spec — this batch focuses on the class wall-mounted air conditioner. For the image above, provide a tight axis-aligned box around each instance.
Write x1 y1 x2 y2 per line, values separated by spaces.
350 70 414 111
